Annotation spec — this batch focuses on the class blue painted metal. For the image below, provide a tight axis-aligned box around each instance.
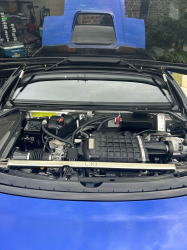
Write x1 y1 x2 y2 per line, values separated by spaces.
1 192 187 249
42 0 145 49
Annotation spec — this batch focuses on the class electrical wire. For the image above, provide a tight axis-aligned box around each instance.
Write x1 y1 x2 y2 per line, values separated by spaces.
135 129 185 136
97 117 116 131
82 126 95 132
59 126 94 141
26 111 31 118
42 123 74 147
42 134 53 152
44 58 68 71
64 133 73 140
43 143 51 153
71 116 114 144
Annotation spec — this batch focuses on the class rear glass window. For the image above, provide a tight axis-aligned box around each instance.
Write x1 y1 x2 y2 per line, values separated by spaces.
75 14 114 26
14 80 171 103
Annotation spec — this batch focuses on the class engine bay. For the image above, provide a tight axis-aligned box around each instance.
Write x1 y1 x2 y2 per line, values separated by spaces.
1 110 186 180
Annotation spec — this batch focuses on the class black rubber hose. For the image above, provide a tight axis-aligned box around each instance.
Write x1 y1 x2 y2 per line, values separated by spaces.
71 116 114 144
97 117 116 131
42 134 52 152
42 123 74 147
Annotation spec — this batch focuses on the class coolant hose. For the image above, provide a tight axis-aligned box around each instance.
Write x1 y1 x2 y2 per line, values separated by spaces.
71 116 115 144
42 122 74 147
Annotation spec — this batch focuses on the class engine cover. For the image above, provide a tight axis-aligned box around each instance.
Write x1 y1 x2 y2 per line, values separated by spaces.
82 133 149 163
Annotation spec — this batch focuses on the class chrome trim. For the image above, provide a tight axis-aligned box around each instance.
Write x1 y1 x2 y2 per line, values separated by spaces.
137 136 146 162
7 160 176 171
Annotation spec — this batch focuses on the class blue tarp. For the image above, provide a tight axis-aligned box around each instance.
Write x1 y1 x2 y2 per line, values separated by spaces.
42 0 145 49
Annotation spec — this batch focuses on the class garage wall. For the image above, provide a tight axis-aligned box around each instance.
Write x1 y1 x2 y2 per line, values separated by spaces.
0 0 177 25
0 0 50 25
49 0 65 16
28 0 50 25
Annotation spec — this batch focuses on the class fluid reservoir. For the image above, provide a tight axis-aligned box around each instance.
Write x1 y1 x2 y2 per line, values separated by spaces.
47 114 78 138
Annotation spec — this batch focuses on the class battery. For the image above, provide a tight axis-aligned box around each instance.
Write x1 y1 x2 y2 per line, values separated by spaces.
0 41 25 57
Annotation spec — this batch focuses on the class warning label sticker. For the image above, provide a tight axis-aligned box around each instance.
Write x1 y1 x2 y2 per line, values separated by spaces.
31 112 56 117
89 138 94 149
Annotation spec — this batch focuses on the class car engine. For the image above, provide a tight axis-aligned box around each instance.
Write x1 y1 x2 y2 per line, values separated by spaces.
9 112 187 161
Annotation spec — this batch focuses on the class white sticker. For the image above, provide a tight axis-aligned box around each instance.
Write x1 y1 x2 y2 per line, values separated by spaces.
89 138 94 149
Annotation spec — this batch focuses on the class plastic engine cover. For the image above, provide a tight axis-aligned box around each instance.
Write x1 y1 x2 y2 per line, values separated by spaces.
82 133 148 163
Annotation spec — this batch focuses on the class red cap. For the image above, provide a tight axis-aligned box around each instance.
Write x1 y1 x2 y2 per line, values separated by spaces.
59 118 64 123
115 117 120 125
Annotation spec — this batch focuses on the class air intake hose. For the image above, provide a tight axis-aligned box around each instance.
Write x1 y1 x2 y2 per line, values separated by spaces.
12 148 51 161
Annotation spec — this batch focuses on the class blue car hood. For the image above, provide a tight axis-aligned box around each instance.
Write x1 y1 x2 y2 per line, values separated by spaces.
1 193 187 250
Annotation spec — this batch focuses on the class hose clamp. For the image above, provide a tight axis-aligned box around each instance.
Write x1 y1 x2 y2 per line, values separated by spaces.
27 152 30 160
42 119 48 125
